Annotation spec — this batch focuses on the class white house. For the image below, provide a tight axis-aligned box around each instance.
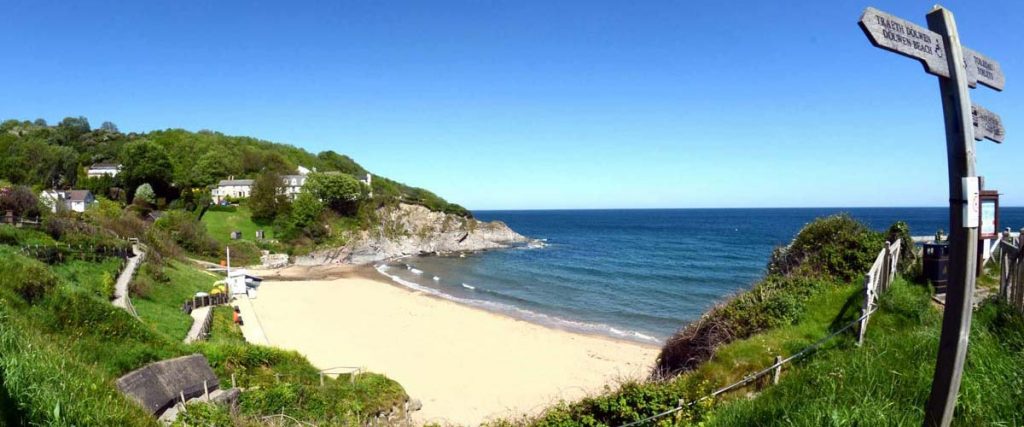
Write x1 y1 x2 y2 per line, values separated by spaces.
86 162 121 178
39 190 95 213
280 166 312 200
211 179 254 203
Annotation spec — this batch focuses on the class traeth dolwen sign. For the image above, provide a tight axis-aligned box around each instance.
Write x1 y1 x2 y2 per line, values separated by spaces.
859 5 1006 427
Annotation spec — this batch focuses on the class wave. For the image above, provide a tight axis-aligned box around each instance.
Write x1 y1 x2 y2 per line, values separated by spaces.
374 265 662 345
432 276 440 281
410 268 424 275
461 283 476 290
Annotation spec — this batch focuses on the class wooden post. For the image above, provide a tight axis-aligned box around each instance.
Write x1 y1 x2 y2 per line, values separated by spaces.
772 356 782 385
203 380 209 401
320 372 325 386
858 273 872 346
231 373 236 389
924 6 981 427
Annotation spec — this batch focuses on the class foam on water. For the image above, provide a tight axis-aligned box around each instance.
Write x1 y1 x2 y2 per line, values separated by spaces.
374 264 662 344
461 283 475 290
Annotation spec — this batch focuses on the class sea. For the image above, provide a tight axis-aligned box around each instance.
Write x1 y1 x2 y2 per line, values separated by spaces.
375 208 1024 345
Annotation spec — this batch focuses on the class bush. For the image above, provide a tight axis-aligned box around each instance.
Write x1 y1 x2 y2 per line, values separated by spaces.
154 210 220 257
0 185 39 217
134 183 156 206
767 214 885 282
0 249 58 304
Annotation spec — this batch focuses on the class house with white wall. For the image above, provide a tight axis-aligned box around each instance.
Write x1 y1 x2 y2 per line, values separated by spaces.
86 162 121 178
211 179 254 203
39 190 95 213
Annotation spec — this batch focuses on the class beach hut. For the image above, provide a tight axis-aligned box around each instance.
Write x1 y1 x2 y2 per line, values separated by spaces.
226 269 263 297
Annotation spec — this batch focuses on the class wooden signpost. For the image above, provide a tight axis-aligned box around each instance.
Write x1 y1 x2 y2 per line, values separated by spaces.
860 6 1006 427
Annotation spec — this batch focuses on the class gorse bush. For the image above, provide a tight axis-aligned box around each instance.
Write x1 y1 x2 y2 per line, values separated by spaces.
768 214 885 282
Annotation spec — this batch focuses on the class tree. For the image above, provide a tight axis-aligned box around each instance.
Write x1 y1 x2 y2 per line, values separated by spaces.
59 116 91 134
249 170 288 222
317 151 366 176
281 192 324 239
304 172 362 212
0 186 40 217
191 149 241 187
100 121 119 133
119 140 173 198
134 183 156 205
33 118 47 127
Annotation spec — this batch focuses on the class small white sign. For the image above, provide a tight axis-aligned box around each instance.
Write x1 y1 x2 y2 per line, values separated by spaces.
963 177 980 228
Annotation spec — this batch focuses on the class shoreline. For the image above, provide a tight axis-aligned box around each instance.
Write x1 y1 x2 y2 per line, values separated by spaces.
355 264 663 350
252 261 664 348
245 267 659 425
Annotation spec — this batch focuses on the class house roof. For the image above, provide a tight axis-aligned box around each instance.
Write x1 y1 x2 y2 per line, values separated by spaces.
89 162 121 169
68 190 93 201
217 179 254 187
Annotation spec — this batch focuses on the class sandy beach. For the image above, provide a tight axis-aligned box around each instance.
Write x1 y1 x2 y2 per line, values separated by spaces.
247 269 659 425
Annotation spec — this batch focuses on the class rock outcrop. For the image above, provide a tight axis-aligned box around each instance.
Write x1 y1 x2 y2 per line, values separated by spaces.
294 203 529 265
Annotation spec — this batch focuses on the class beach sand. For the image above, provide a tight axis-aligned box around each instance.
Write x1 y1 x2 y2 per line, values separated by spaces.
246 269 659 426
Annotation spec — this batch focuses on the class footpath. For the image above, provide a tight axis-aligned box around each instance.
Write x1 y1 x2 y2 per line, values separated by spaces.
112 243 143 316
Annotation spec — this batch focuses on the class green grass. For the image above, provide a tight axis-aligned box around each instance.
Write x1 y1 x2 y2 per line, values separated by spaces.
201 204 275 245
51 257 122 300
132 260 220 341
705 280 1024 426
208 306 246 345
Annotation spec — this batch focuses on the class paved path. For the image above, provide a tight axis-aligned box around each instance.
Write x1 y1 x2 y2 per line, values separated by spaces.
112 243 143 316
184 306 213 343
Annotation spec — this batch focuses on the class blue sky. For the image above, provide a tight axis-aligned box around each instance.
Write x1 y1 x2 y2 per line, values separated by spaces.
1 1 1021 209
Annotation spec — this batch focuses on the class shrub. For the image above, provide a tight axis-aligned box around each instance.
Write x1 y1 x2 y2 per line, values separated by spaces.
767 214 885 282
0 185 39 217
154 210 220 257
134 183 156 206
0 249 58 303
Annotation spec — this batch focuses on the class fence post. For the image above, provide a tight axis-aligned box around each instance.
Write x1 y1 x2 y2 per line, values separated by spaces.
772 355 782 385
320 372 325 386
858 273 872 346
883 242 892 292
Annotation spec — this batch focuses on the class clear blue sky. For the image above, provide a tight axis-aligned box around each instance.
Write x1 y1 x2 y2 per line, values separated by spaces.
1 1 1021 209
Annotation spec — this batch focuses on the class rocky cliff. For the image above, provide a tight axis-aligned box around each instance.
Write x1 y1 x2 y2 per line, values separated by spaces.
294 203 529 265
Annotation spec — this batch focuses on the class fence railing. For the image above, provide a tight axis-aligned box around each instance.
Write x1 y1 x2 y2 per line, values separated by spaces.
318 366 363 385
858 239 902 345
996 228 1024 313
1 214 41 228
18 243 134 263
183 293 230 313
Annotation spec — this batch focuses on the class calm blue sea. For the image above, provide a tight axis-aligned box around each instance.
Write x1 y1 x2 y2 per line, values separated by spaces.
376 208 1024 344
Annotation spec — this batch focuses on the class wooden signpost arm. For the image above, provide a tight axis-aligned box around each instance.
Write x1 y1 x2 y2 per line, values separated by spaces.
923 6 979 427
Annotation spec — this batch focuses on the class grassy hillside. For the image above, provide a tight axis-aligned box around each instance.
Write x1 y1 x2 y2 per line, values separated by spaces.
201 205 276 244
0 221 407 425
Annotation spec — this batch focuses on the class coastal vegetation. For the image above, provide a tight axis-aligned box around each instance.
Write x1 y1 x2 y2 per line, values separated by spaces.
0 205 408 425
0 116 470 256
495 215 1023 426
